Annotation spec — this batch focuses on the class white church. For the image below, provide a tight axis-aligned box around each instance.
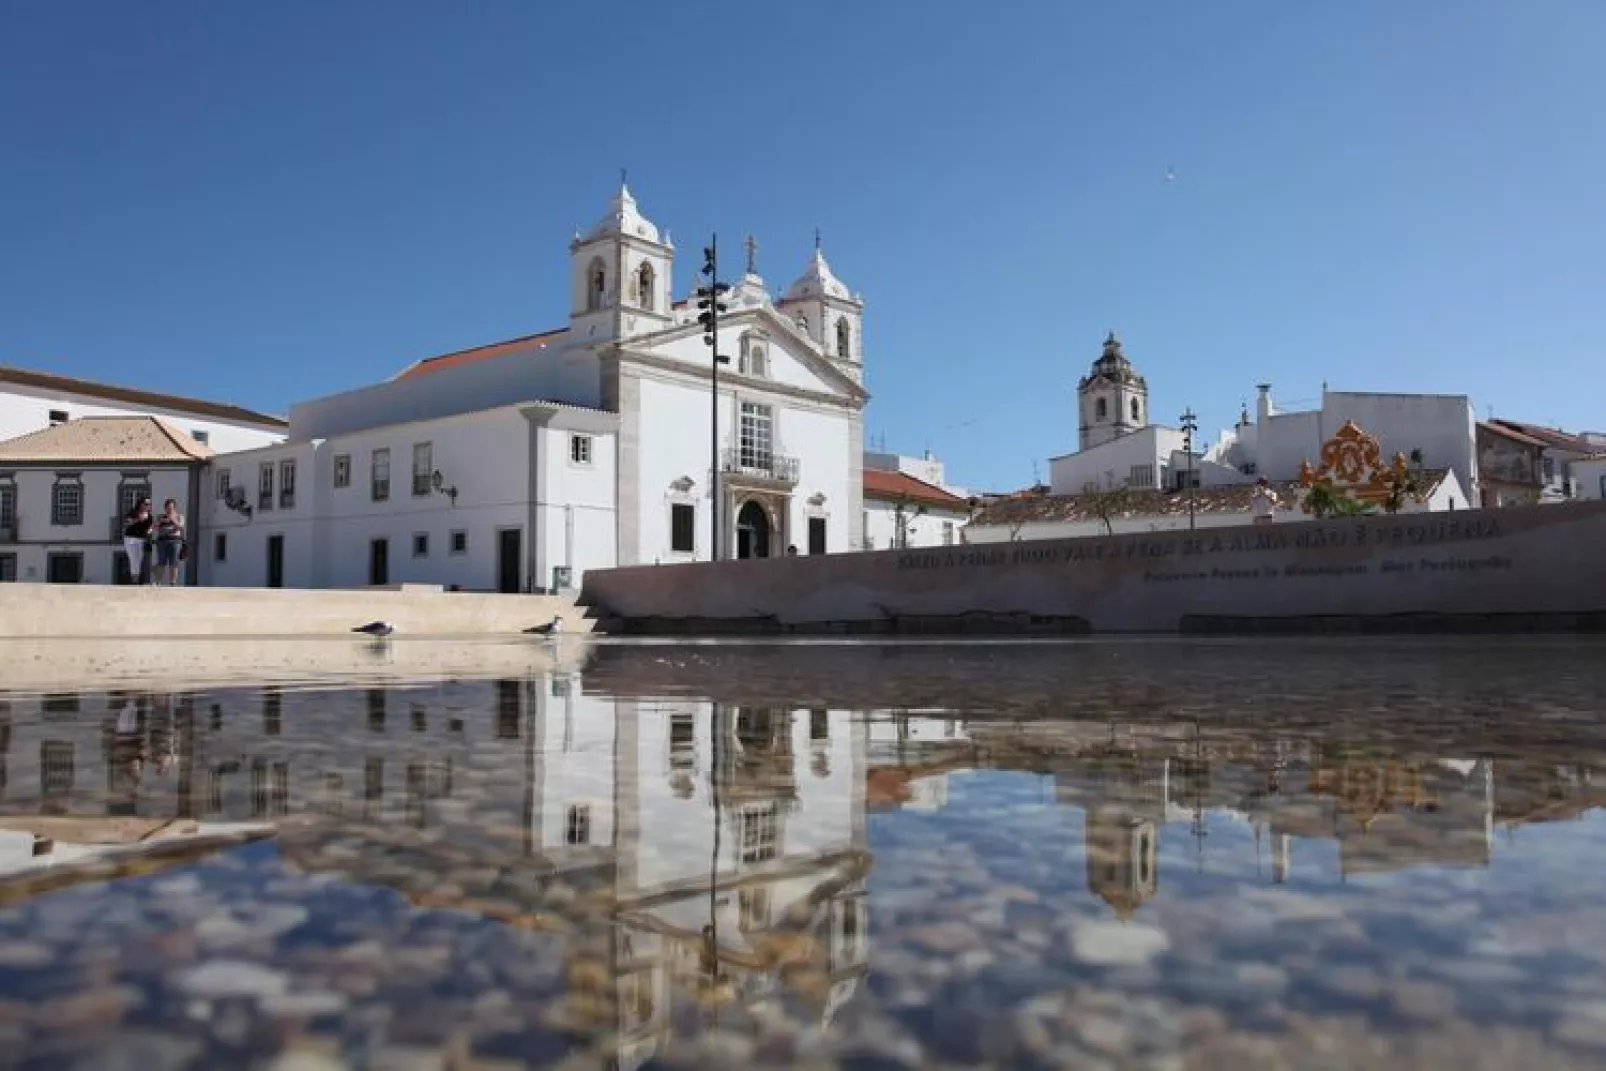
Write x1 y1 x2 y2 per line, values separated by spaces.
199 183 870 592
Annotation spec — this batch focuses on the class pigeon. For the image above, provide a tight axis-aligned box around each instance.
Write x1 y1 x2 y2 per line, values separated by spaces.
352 621 394 637
524 615 564 636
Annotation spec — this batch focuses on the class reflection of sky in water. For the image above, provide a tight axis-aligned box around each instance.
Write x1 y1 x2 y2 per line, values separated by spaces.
2 637 1606 1066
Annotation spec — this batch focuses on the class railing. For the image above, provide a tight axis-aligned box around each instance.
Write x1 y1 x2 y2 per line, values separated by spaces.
721 448 799 485
0 520 15 545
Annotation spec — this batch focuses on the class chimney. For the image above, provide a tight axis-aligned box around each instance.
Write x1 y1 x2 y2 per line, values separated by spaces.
1256 383 1275 424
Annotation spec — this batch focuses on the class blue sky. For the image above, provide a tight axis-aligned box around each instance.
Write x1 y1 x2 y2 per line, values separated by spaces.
3 1 1602 491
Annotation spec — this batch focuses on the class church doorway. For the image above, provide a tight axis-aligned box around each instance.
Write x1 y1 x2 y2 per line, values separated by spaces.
735 500 771 559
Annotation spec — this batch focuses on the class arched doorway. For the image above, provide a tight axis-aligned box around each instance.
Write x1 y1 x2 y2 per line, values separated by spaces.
736 500 771 559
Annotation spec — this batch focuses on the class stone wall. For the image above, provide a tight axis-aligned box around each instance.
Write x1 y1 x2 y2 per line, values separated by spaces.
0 584 589 640
580 502 1606 634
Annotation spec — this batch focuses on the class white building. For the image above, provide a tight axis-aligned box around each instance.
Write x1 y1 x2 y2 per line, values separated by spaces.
200 184 869 592
0 416 213 584
0 365 286 454
1572 454 1606 501
861 450 971 550
974 333 1478 543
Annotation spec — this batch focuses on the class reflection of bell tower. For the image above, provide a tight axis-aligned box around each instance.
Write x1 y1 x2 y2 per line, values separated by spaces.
1084 806 1158 919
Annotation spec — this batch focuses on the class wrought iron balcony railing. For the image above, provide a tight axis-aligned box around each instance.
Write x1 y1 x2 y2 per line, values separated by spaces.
721 448 799 485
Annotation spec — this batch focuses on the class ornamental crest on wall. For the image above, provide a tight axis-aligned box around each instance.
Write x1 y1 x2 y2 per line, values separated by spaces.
1298 420 1425 513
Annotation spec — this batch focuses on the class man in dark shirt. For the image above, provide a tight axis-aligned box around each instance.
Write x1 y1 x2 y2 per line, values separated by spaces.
122 498 152 584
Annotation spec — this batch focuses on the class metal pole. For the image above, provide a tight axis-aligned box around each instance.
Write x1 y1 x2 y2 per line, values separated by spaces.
1181 407 1198 531
708 235 720 561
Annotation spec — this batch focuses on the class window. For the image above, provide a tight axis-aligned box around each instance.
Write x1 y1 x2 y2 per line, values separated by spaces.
333 454 351 489
636 261 655 311
1131 398 1141 422
586 258 606 310
192 429 210 446
569 434 592 465
810 709 829 742
258 462 274 511
449 530 467 554
279 460 296 509
214 532 227 562
670 503 695 553
413 532 428 558
47 409 68 426
0 480 16 530
1096 397 1108 420
942 521 955 545
117 478 150 520
1543 456 1557 483
566 804 592 845
740 336 768 377
551 676 570 698
738 804 779 864
835 317 851 360
808 516 827 554
0 554 15 582
412 443 432 496
51 477 83 526
371 448 390 501
1128 464 1155 488
738 402 773 468
215 468 230 500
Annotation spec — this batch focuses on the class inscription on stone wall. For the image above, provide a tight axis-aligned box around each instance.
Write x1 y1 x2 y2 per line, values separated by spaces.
896 517 1507 576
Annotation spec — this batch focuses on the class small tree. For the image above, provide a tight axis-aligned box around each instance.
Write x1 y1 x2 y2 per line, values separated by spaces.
1305 484 1368 519
1082 480 1133 536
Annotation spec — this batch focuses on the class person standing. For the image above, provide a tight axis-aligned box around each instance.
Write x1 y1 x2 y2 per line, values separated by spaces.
122 498 153 585
154 499 186 586
1251 477 1280 526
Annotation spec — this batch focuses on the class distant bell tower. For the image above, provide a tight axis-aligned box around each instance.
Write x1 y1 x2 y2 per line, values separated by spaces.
776 231 865 385
1078 332 1149 451
568 178 674 344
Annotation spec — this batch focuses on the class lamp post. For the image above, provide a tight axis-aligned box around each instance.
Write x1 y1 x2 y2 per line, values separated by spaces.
1180 407 1199 531
697 238 731 560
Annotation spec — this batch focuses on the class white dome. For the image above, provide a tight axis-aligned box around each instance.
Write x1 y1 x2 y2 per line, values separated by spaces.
783 246 854 302
584 183 663 245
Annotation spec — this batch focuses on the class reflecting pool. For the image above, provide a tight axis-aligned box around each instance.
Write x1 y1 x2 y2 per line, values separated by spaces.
2 636 1606 1069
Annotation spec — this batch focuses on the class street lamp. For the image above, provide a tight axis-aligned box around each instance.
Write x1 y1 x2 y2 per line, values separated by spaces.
697 238 731 560
1180 408 1199 531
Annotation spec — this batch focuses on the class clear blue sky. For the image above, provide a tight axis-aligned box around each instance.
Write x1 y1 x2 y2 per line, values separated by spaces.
3 1 1603 491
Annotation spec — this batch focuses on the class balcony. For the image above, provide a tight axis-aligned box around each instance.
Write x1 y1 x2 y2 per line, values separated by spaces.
721 447 799 488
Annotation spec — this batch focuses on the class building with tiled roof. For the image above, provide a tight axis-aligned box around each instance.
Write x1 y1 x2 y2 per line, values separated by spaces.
0 417 217 584
0 365 286 453
193 182 872 592
1487 418 1603 501
860 450 972 551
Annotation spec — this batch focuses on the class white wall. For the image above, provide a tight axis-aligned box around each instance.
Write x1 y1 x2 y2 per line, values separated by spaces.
534 420 618 590
201 406 617 592
1572 458 1606 501
631 371 858 562
288 340 603 440
199 441 319 589
1 465 196 584
863 498 968 551
0 385 284 455
1050 425 1187 495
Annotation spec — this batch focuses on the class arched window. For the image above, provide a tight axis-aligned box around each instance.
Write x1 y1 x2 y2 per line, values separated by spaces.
835 318 851 359
740 335 767 377
636 261 655 312
1096 397 1108 420
587 259 606 311
1131 397 1141 422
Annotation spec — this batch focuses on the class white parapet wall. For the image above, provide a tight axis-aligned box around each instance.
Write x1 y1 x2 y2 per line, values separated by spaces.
0 584 591 640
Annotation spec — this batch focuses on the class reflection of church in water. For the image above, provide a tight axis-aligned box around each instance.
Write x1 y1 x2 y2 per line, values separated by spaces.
0 682 871 1071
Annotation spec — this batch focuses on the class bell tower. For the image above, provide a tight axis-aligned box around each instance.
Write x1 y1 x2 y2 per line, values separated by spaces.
569 178 674 344
776 232 864 385
1077 332 1149 451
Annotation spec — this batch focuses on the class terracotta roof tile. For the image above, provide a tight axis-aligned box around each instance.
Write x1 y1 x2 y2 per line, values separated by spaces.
863 469 970 512
392 328 570 381
0 365 286 428
1489 419 1591 452
0 416 213 464
970 472 1449 528
1478 421 1548 448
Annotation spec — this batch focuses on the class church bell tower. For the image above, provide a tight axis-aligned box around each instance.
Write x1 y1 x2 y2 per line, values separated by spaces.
1077 332 1149 451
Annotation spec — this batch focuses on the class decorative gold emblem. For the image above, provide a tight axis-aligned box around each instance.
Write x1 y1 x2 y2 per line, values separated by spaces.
1298 421 1425 514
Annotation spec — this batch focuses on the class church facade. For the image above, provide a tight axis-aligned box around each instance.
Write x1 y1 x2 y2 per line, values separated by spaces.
198 184 869 592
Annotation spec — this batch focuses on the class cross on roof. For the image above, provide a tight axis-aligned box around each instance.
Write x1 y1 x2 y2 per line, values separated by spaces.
744 233 758 275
